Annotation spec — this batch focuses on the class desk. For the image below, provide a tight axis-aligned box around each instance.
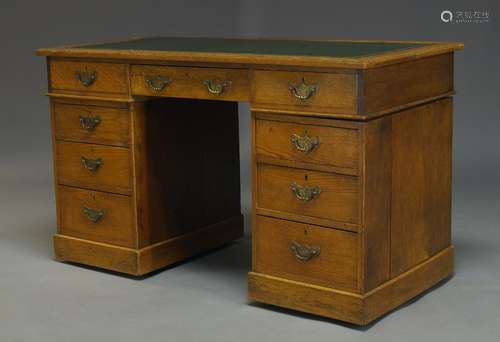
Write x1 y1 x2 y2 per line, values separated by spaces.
37 37 462 324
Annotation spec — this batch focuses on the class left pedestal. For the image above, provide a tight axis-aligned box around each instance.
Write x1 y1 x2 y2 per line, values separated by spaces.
49 92 243 275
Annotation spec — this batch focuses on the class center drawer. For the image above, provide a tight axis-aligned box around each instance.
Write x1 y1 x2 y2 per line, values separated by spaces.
56 141 132 195
130 65 249 101
256 164 359 226
253 215 358 292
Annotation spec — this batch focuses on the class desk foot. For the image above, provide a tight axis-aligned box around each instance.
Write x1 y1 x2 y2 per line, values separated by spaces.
248 246 454 325
54 215 244 276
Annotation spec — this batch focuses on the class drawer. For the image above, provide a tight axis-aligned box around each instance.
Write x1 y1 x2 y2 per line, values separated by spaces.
252 70 357 114
253 216 358 292
257 164 359 226
58 186 135 248
54 103 130 146
56 141 131 195
49 60 128 95
130 65 249 101
256 117 359 172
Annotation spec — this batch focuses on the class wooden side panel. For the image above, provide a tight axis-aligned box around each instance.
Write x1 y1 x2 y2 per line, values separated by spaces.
390 98 453 276
133 98 241 248
362 54 453 114
362 116 392 291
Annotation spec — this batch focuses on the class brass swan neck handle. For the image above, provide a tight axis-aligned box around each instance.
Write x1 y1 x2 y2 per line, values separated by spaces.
288 78 319 100
289 241 321 261
290 182 321 202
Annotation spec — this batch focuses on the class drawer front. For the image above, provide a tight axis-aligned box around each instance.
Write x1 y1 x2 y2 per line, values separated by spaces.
252 70 357 114
254 216 358 291
257 165 359 225
256 118 359 172
56 141 131 194
130 65 249 101
49 60 128 95
54 103 130 146
58 186 135 248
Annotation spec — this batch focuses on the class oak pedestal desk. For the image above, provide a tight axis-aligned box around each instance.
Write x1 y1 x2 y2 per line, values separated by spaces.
37 37 463 325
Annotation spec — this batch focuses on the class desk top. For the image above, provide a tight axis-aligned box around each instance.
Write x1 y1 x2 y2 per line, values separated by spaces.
37 37 463 69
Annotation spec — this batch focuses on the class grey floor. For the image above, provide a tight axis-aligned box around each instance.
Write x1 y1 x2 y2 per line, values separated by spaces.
1 151 499 342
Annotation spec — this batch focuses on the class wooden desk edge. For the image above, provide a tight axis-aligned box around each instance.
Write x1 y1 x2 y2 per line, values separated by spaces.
36 41 463 69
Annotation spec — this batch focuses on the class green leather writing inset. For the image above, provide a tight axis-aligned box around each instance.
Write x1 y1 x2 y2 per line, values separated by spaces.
79 37 425 58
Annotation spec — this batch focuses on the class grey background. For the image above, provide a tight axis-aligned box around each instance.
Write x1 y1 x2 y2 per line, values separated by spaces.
1 0 499 341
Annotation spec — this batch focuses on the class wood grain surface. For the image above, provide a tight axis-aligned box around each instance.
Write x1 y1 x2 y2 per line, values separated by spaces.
131 98 242 247
256 116 359 173
362 54 453 114
131 65 249 101
54 103 130 146
390 98 453 276
252 70 357 114
58 185 135 248
56 141 132 195
256 164 359 225
49 59 128 95
253 215 359 292
360 116 392 291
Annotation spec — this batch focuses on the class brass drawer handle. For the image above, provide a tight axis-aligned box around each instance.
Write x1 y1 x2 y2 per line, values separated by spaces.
288 78 319 100
289 240 321 261
79 115 101 132
83 206 106 223
290 182 321 202
144 75 172 92
202 79 231 95
76 70 97 87
81 156 103 172
291 129 320 153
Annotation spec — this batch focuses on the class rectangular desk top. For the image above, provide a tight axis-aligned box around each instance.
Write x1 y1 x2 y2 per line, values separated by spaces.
37 37 463 69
